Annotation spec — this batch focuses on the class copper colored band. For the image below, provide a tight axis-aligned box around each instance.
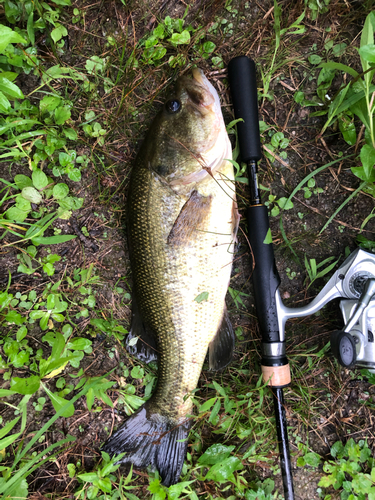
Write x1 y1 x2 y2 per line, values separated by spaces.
261 364 291 387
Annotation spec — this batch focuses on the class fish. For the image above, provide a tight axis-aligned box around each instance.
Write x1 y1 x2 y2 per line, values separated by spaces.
102 68 238 486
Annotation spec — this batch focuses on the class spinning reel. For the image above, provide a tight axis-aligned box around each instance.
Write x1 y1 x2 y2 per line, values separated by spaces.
277 248 375 372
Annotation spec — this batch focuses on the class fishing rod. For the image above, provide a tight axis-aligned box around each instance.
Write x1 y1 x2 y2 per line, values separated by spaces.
228 56 295 500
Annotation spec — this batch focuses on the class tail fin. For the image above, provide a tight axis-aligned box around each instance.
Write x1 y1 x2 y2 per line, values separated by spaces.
102 403 191 486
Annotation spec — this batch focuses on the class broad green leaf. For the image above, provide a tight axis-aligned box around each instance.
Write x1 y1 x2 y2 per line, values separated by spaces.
131 366 144 379
97 477 111 493
53 183 69 199
0 416 20 440
43 262 55 276
303 452 321 467
0 77 23 99
339 116 357 145
29 310 45 320
32 169 49 190
308 54 322 65
39 95 61 114
277 197 294 210
360 12 375 86
212 380 226 397
85 55 106 74
55 106 71 125
360 144 375 181
167 481 195 500
10 376 40 395
63 127 77 140
194 291 209 303
86 387 95 411
51 313 65 322
198 444 235 465
209 398 221 424
21 187 42 204
68 168 81 182
3 478 28 500
148 478 166 499
17 327 28 342
58 196 83 210
169 30 190 45
199 397 217 413
5 206 29 222
52 0 72 4
40 315 50 331
5 311 26 325
359 43 375 63
205 456 243 481
263 228 273 244
27 11 35 45
77 472 99 482
42 359 69 378
43 385 74 417
332 42 347 57
0 24 26 53
67 338 92 351
319 61 358 78
202 41 216 53
50 332 66 360
14 174 32 189
0 119 39 135
12 351 29 368
0 72 18 82
51 24 68 43
0 91 10 112
0 432 21 450
0 389 16 397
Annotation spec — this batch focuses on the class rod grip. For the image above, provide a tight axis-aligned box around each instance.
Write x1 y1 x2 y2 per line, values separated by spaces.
247 204 281 344
228 55 262 162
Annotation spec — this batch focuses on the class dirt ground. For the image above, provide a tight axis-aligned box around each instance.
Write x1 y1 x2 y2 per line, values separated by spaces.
1 0 375 499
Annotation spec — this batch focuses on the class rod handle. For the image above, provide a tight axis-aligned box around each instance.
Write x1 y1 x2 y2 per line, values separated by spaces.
246 205 281 343
228 56 262 162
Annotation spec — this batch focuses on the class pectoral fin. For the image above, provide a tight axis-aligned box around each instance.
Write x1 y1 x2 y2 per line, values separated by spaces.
126 298 158 363
208 306 235 371
167 190 212 246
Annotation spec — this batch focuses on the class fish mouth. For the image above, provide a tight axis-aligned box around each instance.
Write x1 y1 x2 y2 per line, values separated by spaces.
191 68 222 115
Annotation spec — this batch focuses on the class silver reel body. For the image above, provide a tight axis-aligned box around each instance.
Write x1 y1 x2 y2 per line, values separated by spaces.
276 248 375 372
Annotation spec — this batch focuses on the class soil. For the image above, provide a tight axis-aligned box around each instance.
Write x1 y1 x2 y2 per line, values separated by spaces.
1 1 375 499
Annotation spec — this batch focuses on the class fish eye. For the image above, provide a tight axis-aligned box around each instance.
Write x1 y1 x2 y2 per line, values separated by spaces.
165 99 181 114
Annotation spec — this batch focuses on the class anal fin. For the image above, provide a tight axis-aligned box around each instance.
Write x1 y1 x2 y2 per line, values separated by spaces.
208 306 235 371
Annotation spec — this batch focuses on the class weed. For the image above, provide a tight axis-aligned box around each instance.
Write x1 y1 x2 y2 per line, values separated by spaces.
305 0 331 21
318 439 375 499
302 178 324 199
304 254 339 288
296 12 375 231
286 267 297 280
259 1 305 101
262 125 290 163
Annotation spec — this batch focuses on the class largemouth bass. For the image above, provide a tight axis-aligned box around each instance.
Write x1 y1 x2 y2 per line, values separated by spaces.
103 68 238 486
